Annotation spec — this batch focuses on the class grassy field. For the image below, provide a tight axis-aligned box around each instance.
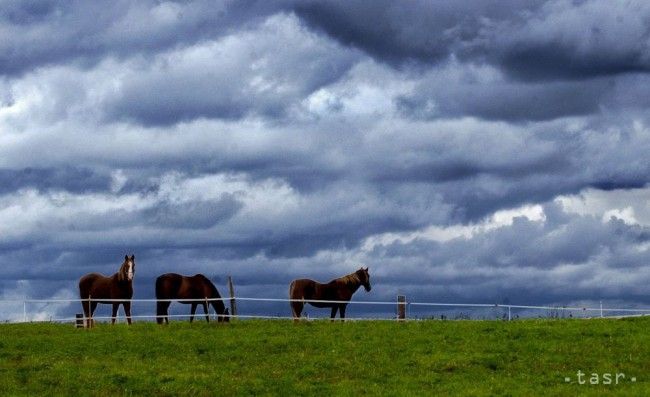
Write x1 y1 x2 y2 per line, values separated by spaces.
1 317 649 396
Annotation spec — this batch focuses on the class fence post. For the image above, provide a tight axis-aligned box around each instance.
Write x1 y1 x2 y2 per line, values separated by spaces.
397 295 406 321
205 296 210 322
228 276 237 319
23 300 27 323
508 305 511 321
88 295 92 328
600 301 603 318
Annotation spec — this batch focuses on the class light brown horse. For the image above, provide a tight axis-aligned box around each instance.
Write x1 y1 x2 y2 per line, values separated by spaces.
78 255 135 326
289 267 371 320
155 273 229 324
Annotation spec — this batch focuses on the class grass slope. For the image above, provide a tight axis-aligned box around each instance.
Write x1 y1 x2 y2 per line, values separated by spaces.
1 318 649 396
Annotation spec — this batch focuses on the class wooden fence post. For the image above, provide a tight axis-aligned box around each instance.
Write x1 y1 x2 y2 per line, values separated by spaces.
397 295 406 321
228 276 237 319
205 296 210 322
87 295 94 329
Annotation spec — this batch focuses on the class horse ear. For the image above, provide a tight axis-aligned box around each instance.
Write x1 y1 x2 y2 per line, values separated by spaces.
131 254 135 261
124 255 128 261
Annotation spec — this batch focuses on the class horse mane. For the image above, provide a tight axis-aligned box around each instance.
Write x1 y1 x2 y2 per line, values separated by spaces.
338 271 361 286
117 260 128 282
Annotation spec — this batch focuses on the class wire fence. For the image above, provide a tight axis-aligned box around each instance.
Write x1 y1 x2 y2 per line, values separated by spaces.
2 297 650 324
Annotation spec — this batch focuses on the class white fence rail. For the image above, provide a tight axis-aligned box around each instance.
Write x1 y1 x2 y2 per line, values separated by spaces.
2 297 650 324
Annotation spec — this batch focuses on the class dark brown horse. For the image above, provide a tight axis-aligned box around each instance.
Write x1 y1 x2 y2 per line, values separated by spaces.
289 267 371 319
78 255 135 326
155 273 229 324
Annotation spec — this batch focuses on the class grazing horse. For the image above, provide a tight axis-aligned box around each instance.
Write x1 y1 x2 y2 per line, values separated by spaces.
289 267 371 320
78 255 135 326
155 273 229 324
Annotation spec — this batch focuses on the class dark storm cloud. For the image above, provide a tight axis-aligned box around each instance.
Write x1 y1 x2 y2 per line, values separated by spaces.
261 211 416 258
397 78 612 122
285 0 650 122
291 0 542 67
291 0 650 82
477 1 650 81
0 167 112 194
369 202 650 303
73 196 243 233
368 149 572 184
142 195 242 229
4 0 649 83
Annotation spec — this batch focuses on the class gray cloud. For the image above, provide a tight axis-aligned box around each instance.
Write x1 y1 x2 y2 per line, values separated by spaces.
292 0 542 67
142 194 242 229
103 13 358 126
0 167 112 194
366 202 650 304
3 197 649 317
397 76 612 122
475 1 650 81
291 0 650 82
0 0 276 76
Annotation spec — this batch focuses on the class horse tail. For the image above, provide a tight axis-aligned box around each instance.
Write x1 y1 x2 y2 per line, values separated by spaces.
155 276 164 298
289 280 304 318
289 280 301 299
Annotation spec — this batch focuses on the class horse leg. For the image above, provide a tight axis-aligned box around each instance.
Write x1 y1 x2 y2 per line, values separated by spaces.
291 301 304 320
123 302 132 325
202 302 209 323
190 303 197 323
156 301 169 325
111 303 119 325
82 299 91 327
330 306 338 321
339 304 347 320
90 301 98 328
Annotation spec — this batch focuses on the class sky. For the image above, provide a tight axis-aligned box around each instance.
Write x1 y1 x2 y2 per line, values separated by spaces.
1 0 650 320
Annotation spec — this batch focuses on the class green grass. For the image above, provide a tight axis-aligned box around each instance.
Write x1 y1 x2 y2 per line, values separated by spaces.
1 317 649 396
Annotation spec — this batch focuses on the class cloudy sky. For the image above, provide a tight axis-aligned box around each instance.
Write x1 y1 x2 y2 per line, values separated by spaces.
1 0 650 319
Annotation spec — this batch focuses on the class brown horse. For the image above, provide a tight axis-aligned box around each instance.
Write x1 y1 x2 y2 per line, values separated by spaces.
78 255 135 326
289 267 371 320
155 273 229 324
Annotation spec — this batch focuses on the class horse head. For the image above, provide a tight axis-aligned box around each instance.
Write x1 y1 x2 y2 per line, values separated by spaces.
358 267 371 292
119 254 136 282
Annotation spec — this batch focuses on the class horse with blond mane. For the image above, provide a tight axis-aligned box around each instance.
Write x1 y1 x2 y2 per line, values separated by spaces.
289 267 371 319
78 255 135 326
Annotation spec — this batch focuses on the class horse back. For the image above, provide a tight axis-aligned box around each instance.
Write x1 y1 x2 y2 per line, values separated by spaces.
156 273 183 299
79 272 103 289
290 279 316 299
157 273 217 301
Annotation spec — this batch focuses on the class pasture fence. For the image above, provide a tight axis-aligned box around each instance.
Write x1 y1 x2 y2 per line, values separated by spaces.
2 296 650 325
